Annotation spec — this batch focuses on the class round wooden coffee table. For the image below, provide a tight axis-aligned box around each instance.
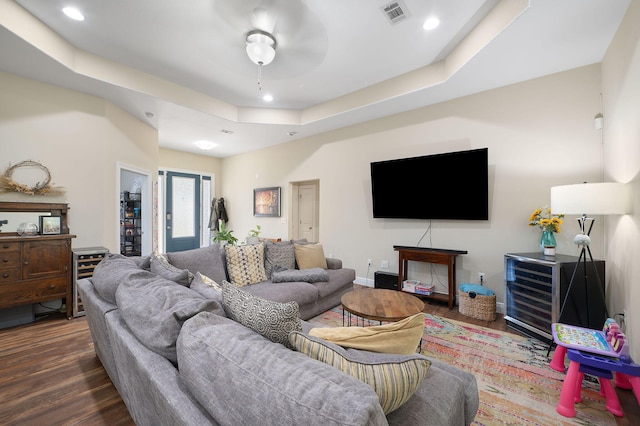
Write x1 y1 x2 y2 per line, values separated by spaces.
341 288 425 326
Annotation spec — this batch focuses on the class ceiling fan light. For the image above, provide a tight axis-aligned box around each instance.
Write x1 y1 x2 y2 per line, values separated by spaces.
246 30 276 66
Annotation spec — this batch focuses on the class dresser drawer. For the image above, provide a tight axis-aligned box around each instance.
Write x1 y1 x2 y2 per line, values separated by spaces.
0 268 21 281
0 241 20 252
0 251 21 269
0 276 68 308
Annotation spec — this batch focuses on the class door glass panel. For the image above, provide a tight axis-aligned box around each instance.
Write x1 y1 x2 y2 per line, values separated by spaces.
202 178 211 247
172 176 195 238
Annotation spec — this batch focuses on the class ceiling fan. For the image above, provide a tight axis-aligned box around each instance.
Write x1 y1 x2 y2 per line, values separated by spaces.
210 0 328 80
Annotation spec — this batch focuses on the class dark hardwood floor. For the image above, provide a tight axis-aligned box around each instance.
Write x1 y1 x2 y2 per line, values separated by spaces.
0 311 134 426
1 301 638 425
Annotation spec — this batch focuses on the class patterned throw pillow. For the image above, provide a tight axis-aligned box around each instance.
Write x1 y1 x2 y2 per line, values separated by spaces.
150 251 194 286
289 332 430 414
224 243 268 286
264 241 296 278
222 281 302 348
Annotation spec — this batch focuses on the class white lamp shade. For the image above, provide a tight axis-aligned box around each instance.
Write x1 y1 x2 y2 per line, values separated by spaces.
550 182 631 215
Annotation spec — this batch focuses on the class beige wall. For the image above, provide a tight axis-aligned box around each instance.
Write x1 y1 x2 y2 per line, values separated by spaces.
0 71 158 252
222 65 605 311
159 148 222 197
601 0 640 360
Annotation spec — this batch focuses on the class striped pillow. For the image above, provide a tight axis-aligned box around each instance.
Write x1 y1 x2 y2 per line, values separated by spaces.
290 332 430 414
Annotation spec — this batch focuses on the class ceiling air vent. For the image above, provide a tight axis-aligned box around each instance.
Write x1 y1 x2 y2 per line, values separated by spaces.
381 1 410 25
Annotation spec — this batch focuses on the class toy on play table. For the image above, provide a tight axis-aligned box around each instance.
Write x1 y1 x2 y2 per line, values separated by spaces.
551 320 629 359
549 319 640 418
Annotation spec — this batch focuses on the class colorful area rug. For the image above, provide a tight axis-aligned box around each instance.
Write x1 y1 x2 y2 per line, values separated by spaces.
308 308 617 425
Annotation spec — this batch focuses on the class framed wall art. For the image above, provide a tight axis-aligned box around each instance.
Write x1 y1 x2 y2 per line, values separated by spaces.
39 215 62 235
253 187 281 217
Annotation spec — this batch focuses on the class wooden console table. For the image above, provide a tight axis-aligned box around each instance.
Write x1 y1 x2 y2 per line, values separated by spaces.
394 246 467 309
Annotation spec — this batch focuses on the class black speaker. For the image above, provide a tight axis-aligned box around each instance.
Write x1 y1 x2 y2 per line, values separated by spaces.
374 271 399 290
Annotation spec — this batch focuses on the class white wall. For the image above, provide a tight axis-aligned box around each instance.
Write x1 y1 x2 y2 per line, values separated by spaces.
0 71 158 253
221 65 604 307
601 0 640 360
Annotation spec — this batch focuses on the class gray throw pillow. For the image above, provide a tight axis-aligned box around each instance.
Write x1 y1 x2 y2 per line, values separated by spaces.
221 280 302 348
116 274 224 364
166 244 228 285
271 266 329 283
150 252 193 286
91 253 142 304
190 272 224 308
264 241 296 278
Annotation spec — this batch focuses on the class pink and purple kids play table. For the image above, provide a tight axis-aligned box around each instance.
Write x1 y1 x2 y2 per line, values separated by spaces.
550 322 640 418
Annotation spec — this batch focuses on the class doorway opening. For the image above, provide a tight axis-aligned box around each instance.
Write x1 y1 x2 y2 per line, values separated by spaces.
117 164 152 256
290 180 319 242
157 170 213 253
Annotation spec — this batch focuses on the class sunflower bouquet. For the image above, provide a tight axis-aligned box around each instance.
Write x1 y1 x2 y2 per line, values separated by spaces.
528 207 564 233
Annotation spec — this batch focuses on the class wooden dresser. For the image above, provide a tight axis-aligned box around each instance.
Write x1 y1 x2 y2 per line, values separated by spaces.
0 202 75 319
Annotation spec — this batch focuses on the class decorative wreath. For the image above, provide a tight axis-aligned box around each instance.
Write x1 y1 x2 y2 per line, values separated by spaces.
0 160 65 195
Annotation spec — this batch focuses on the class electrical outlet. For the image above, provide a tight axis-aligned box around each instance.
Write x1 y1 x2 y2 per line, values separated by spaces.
381 260 389 269
367 259 372 267
478 272 485 283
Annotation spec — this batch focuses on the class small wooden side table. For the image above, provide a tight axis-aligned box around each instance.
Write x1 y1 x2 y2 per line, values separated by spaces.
394 246 467 309
341 288 425 326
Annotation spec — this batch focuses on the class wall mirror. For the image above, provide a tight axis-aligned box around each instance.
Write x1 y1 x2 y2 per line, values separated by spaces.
0 202 69 235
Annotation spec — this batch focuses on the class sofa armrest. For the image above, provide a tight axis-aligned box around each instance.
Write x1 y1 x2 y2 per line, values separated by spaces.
326 258 342 270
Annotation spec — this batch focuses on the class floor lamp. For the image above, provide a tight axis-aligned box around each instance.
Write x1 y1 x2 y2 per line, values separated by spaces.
550 182 631 331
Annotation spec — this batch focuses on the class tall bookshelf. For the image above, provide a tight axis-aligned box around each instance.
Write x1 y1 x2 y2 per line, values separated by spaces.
120 191 142 256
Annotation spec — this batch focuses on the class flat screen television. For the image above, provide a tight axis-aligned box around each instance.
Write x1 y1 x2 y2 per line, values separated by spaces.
370 148 488 220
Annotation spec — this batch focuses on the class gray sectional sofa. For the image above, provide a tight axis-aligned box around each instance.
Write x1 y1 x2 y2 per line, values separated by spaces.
78 243 479 425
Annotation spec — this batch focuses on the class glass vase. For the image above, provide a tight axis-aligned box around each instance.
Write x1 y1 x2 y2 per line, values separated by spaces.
540 230 556 255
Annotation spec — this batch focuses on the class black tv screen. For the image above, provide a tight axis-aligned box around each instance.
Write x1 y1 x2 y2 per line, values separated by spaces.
371 148 488 220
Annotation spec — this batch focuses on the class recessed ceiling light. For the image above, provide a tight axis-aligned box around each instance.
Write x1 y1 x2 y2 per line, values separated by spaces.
63 7 85 21
262 94 274 102
423 17 440 31
193 140 216 151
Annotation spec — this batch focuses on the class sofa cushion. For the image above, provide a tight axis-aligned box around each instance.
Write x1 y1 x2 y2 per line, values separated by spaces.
91 253 142 304
224 243 268 286
150 252 193 286
385 358 479 426
290 332 430 415
177 312 388 426
271 266 330 283
311 268 356 298
309 313 424 355
240 280 320 309
116 273 224 364
189 272 224 307
166 244 228 285
264 240 296 278
222 280 302 348
294 243 328 269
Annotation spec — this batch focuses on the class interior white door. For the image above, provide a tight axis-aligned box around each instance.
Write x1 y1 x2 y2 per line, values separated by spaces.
298 184 317 242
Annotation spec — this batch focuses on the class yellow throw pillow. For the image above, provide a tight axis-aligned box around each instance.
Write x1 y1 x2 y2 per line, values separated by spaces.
293 243 328 269
309 313 424 355
290 331 430 414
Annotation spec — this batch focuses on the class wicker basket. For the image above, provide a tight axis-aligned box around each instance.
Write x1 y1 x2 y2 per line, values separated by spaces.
458 289 496 321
